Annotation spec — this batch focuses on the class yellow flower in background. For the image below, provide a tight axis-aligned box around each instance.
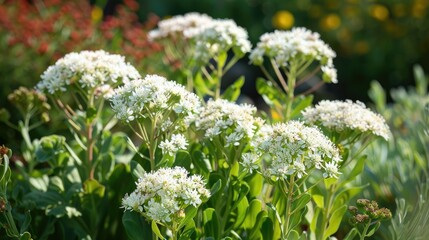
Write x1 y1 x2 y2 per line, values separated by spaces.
412 0 428 18
321 14 341 31
370 4 389 21
272 10 294 29
354 41 369 55
91 6 103 24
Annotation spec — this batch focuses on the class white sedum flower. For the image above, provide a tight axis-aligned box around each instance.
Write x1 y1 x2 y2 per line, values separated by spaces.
193 99 264 147
148 12 214 40
302 100 390 140
246 121 341 179
37 50 141 95
193 19 251 64
109 74 202 127
249 27 337 83
121 167 210 224
159 134 188 156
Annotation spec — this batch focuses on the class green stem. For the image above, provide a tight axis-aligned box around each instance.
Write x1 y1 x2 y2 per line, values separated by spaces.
283 174 296 239
149 116 159 170
215 57 223 100
5 205 20 237
317 184 336 240
285 63 297 121
360 222 371 240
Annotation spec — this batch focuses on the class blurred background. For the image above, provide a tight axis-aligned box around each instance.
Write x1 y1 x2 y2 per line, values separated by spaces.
1 0 428 102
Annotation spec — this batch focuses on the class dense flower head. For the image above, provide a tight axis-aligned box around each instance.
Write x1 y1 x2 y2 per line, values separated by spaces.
249 27 337 83
302 100 390 140
109 74 202 127
148 12 214 40
159 133 188 156
193 99 264 147
121 167 210 223
37 50 141 95
243 121 341 179
192 19 252 64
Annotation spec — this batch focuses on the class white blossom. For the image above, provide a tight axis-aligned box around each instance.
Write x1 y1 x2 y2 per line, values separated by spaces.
159 134 188 156
109 74 202 128
302 100 390 140
249 27 337 83
193 99 264 147
37 50 141 95
148 12 214 40
246 121 341 179
121 167 210 224
193 19 251 64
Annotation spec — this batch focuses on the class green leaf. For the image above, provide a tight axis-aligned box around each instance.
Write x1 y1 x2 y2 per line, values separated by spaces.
414 64 427 96
203 208 220 239
20 211 32 235
312 194 324 209
340 155 367 186
0 152 9 182
233 196 249 229
174 150 191 169
221 76 245 101
217 51 228 70
324 205 347 238
290 95 314 118
333 185 367 211
178 207 198 230
192 150 212 176
18 232 32 240
82 179 105 211
122 211 150 240
86 107 97 122
247 174 264 198
292 193 311 212
288 230 300 240
178 219 196 240
231 182 250 210
194 72 213 98
35 135 66 163
256 78 286 108
210 179 222 196
343 228 359 240
249 210 269 239
368 81 386 112
243 199 263 229
151 221 165 240
130 160 146 179
29 175 49 192
366 221 381 237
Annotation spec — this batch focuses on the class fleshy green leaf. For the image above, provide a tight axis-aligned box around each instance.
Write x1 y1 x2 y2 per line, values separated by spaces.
324 205 347 238
151 221 165 240
221 76 245 101
122 211 150 240
203 208 220 239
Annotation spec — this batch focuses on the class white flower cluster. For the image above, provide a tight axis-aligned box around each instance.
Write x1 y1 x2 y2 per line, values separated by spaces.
243 121 341 179
159 134 188 156
149 12 251 65
122 167 210 223
193 99 264 147
109 74 202 126
192 19 252 64
302 100 390 140
37 50 141 95
148 12 214 40
249 27 338 83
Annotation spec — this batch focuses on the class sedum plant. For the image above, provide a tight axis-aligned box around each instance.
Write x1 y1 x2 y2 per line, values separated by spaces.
0 12 399 240
250 27 337 121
